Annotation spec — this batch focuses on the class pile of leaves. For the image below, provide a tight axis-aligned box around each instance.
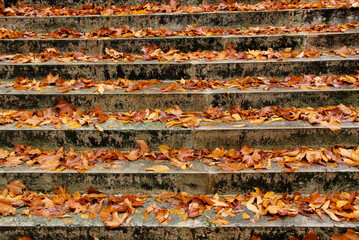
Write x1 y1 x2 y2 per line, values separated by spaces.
8 73 161 93
0 45 358 63
0 0 359 17
1 22 358 39
0 180 149 228
0 98 358 130
8 72 359 93
0 141 359 172
1 0 358 17
1 181 358 228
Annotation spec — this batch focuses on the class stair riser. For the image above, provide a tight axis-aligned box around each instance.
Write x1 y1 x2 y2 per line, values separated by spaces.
1 8 357 32
0 171 357 195
1 58 358 80
1 32 358 54
1 90 358 111
0 226 356 240
0 127 357 149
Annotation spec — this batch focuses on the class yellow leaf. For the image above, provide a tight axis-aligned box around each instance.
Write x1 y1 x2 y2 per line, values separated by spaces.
263 191 275 199
246 202 259 214
158 145 170 154
81 214 89 219
271 118 284 121
94 123 103 132
205 216 230 225
242 212 250 220
233 124 246 128
62 220 75 223
67 122 81 129
94 84 105 94
148 112 157 120
145 165 170 172
56 167 66 172
232 114 242 121
112 165 123 169
168 209 185 215
336 200 348 208
107 124 119 128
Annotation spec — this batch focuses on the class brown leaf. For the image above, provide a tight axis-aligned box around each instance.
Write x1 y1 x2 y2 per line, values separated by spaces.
7 180 26 196
136 140 150 153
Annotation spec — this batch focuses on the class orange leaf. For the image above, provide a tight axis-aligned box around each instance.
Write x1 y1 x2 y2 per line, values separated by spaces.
145 165 170 172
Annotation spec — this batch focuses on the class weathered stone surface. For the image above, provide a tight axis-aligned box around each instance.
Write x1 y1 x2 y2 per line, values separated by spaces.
4 0 323 8
0 57 357 80
1 31 358 55
0 84 358 111
4 0 248 8
1 8 357 32
0 212 357 240
0 122 357 149
0 163 357 194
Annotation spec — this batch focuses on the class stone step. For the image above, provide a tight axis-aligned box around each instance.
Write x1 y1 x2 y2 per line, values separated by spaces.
1 8 358 32
1 30 358 55
0 161 357 195
0 204 357 240
0 56 357 81
0 82 358 111
0 121 357 149
4 0 263 8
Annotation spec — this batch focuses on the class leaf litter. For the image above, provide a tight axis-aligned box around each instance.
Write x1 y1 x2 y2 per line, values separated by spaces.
1 181 358 229
1 22 358 40
1 0 358 17
0 98 358 131
1 141 359 172
6 72 359 94
0 45 358 64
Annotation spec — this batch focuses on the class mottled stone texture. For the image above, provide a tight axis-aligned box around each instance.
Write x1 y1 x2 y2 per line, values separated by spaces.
0 57 358 80
1 8 358 32
0 167 357 195
0 3 358 238
0 87 358 111
4 0 318 8
1 31 358 55
0 123 357 149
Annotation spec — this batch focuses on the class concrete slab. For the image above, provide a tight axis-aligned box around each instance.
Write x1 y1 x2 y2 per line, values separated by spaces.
1 31 358 54
0 121 357 149
0 162 357 194
0 203 357 239
0 81 358 111
1 8 358 32
0 56 358 80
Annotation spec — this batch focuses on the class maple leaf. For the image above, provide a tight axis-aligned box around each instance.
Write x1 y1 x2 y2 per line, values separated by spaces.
7 180 26 196
104 212 129 228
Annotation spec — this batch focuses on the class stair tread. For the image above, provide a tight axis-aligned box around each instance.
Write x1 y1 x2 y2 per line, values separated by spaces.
1 8 357 33
1 55 357 65
0 160 357 174
0 205 357 228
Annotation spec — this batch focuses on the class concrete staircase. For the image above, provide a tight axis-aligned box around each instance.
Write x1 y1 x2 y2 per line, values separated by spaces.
0 0 358 239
